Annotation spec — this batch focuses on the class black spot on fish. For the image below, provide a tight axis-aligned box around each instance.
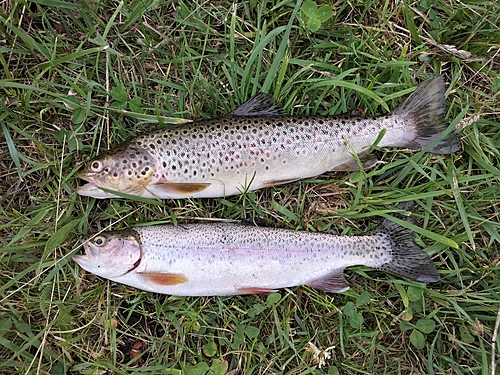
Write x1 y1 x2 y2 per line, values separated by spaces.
172 140 177 145
172 165 176 171
162 161 167 168
157 139 162 144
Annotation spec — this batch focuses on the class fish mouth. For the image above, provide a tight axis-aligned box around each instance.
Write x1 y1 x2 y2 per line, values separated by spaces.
75 170 117 198
73 242 94 269
75 170 88 180
76 183 121 199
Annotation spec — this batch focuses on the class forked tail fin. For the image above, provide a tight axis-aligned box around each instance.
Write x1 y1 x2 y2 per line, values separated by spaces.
394 76 461 154
375 202 440 283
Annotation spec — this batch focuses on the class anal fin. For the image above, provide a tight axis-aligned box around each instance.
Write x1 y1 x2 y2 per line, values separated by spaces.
331 152 379 172
306 272 350 293
151 182 211 195
237 287 278 295
138 272 188 286
262 178 299 188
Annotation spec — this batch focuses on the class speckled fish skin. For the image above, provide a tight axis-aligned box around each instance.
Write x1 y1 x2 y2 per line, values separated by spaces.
73 210 440 296
76 76 461 199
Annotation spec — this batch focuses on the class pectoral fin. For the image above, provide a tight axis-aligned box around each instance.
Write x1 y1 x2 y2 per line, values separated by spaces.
151 182 211 195
306 272 350 293
138 272 188 286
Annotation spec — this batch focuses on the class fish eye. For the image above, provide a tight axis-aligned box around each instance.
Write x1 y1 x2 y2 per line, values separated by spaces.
90 160 103 172
93 235 106 247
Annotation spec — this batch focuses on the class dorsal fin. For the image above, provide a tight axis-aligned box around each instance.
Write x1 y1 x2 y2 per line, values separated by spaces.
229 92 287 117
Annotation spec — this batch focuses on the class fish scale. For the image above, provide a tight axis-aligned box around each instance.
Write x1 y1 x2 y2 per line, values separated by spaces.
76 76 461 199
141 115 395 181
73 203 440 296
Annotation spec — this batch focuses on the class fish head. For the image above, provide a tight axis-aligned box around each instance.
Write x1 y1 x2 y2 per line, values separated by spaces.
74 229 142 278
76 143 156 198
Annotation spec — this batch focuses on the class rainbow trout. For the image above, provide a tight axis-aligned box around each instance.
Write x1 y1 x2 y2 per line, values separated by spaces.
77 76 460 199
73 210 439 296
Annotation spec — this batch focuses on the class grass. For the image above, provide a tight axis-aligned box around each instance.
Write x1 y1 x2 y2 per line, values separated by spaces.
0 0 499 374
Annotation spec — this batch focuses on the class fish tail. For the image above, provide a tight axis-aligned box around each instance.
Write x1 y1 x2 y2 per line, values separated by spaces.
375 202 440 283
394 76 461 154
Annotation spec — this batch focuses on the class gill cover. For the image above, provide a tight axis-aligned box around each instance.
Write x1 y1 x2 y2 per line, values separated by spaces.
77 143 156 196
74 229 142 278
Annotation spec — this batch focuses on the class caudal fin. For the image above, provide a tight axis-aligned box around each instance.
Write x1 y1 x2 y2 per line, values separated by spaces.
375 202 440 283
394 76 461 154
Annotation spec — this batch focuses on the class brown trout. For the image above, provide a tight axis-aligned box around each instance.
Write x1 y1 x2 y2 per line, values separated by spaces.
77 76 461 199
73 208 439 296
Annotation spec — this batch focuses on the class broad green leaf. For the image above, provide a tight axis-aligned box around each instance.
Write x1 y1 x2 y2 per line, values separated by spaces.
307 17 322 32
128 97 143 113
407 286 423 302
208 359 229 375
245 325 260 339
110 83 128 102
202 341 217 357
266 293 281 306
416 318 436 334
184 362 209 375
399 321 413 332
72 107 87 124
410 329 426 349
50 361 66 375
343 301 356 317
348 312 364 329
248 303 266 318
317 5 333 22
301 0 317 17
356 291 371 306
